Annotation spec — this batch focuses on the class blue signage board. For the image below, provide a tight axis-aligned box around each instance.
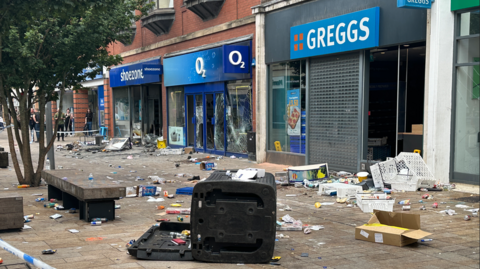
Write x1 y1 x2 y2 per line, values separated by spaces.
109 59 163 87
397 0 432 9
223 45 250 73
290 7 380 59
164 46 251 87
98 85 105 109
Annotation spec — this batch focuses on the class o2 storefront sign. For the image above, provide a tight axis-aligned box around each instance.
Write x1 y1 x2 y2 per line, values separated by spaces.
397 0 432 9
164 45 250 87
290 7 379 59
109 59 163 87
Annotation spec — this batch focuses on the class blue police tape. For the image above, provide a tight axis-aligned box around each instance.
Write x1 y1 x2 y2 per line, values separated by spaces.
0 239 56 269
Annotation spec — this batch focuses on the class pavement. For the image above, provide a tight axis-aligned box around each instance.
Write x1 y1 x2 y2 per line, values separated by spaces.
0 134 479 269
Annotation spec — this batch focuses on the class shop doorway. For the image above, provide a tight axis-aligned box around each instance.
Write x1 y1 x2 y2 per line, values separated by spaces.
367 42 426 161
142 85 162 138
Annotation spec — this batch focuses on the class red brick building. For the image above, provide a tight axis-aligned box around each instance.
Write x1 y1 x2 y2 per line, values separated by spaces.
105 0 260 158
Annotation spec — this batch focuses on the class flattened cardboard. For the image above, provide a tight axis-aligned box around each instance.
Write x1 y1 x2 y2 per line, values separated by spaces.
355 210 431 247
184 147 194 154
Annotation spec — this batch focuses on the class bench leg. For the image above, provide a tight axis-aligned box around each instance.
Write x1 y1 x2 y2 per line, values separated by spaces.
62 192 79 209
48 185 63 201
81 200 115 222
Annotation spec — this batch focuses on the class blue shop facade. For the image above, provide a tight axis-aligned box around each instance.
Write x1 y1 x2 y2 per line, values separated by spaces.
164 40 253 157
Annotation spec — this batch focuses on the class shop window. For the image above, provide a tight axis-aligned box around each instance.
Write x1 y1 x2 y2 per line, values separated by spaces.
267 60 306 153
168 86 185 146
226 80 253 154
114 87 131 138
452 9 479 182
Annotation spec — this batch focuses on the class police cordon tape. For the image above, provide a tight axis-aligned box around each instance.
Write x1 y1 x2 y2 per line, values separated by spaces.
55 129 99 134
0 239 56 269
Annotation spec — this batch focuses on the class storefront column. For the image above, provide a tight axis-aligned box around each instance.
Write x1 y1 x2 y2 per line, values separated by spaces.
104 78 114 139
254 9 267 163
424 0 455 183
73 89 89 132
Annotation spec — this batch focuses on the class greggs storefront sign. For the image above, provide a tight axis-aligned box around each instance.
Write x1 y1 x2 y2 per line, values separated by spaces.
290 7 380 59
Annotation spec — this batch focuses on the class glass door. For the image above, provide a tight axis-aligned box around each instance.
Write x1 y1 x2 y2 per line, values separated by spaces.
194 95 204 151
204 92 226 155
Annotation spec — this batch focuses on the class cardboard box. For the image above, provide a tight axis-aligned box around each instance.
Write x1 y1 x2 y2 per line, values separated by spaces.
355 210 432 247
411 124 423 134
184 147 194 154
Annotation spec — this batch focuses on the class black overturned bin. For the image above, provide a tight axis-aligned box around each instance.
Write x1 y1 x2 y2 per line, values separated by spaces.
190 170 277 263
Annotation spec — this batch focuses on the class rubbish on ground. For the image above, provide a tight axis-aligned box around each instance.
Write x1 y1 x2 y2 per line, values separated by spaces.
455 204 471 208
200 162 216 171
139 186 162 197
303 228 312 234
177 215 184 222
421 239 433 242
301 253 309 257
17 184 30 188
464 215 471 221
270 262 281 266
420 205 426 210
35 197 45 202
310 225 324 230
157 148 184 155
441 209 456 215
427 195 434 199
355 210 432 246
284 206 292 211
115 205 121 209
127 155 133 159
176 187 194 195
175 201 184 203
432 202 438 208
321 202 335 206
356 192 395 213
166 208 191 214
92 218 107 222
69 229 80 233
277 214 303 231
288 164 329 183
147 197 165 202
32 193 43 196
156 219 170 222
91 221 102 226
398 200 410 205
419 200 424 203
422 194 430 199
54 205 64 210
336 197 348 204
42 249 57 255
49 214 62 219
356 172 369 182
0 257 3 264
402 205 411 211
126 239 135 248
170 204 182 207
286 194 297 197
23 225 32 229
148 176 165 184
85 237 104 241
232 169 261 180
318 183 362 198
105 138 129 151
157 206 165 210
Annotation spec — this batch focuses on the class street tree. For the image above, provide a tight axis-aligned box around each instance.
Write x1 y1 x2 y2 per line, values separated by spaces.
0 0 151 186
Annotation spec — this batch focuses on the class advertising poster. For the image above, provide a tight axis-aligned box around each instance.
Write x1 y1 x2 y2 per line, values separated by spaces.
287 89 301 136
169 126 184 146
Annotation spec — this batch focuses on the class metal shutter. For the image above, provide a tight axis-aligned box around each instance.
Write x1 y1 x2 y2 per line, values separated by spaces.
308 53 361 172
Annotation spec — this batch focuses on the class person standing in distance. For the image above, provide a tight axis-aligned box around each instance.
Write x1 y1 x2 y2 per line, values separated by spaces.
54 109 66 141
29 108 36 143
85 108 93 136
33 108 40 143
65 108 74 136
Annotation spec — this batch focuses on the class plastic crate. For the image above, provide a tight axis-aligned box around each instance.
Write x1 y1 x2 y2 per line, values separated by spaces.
176 187 194 195
356 192 395 213
191 170 276 263
396 153 436 188
318 183 363 198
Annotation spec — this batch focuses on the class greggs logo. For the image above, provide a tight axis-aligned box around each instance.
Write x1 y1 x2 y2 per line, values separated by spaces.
290 7 380 59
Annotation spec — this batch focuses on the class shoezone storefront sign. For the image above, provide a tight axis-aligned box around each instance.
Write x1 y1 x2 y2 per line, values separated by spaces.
164 44 251 87
109 58 163 87
290 7 380 59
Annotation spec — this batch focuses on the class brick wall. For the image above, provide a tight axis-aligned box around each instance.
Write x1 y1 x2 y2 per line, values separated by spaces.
73 89 89 131
110 0 260 55
104 79 114 139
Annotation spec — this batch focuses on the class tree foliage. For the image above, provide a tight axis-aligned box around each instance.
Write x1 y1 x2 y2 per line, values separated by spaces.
0 0 151 186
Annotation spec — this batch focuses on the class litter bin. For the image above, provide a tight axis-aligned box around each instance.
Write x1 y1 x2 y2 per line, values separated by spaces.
0 151 8 168
95 135 103 145
191 170 276 263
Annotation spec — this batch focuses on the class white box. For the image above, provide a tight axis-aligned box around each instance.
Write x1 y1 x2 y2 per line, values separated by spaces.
356 192 395 213
157 149 183 155
318 183 363 198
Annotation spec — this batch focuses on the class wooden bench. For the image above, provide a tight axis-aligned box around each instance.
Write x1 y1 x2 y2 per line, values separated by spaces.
41 170 126 222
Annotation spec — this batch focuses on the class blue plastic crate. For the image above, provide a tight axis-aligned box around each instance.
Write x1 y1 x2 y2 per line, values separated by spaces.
176 187 194 195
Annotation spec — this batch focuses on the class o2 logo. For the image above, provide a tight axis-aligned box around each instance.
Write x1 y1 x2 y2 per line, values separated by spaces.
228 50 245 69
195 57 206 77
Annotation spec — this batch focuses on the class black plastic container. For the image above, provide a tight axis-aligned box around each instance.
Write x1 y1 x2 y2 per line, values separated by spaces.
191 170 276 263
128 222 193 261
